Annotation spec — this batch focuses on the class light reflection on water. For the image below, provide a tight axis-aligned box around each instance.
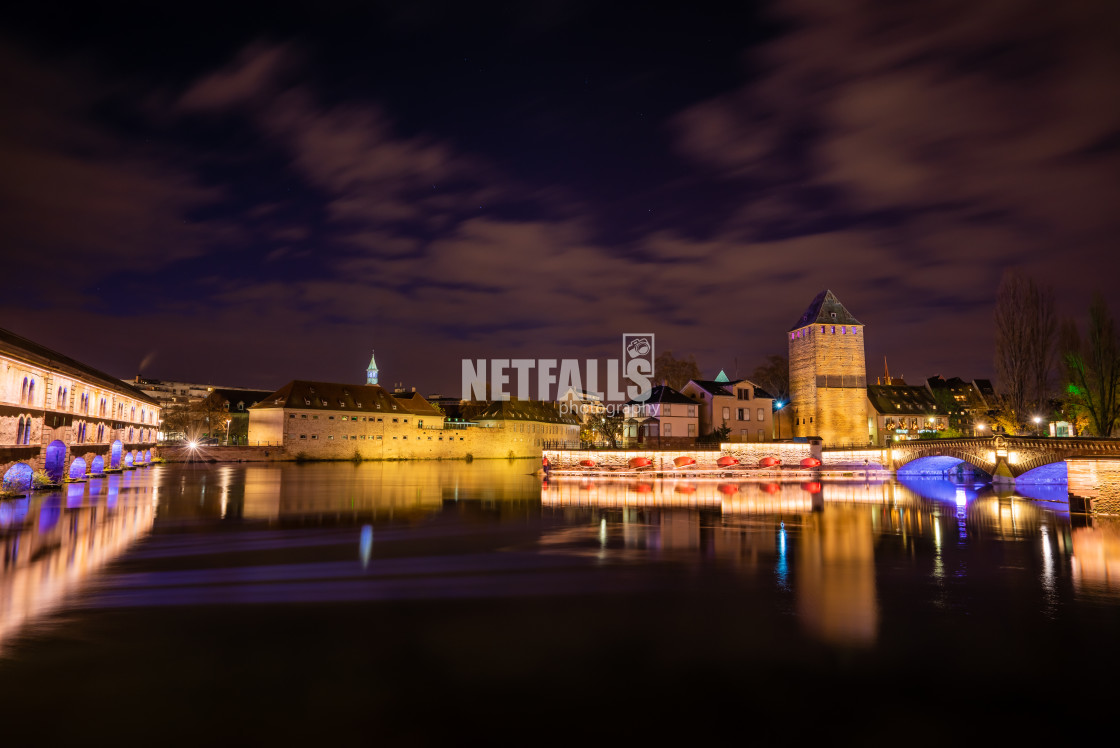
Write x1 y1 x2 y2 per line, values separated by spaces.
2 462 1120 657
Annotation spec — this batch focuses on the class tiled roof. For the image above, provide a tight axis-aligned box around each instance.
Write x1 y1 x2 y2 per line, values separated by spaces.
867 384 938 415
252 380 408 414
626 384 695 406
392 391 444 417
0 325 158 406
790 290 861 331
475 399 582 425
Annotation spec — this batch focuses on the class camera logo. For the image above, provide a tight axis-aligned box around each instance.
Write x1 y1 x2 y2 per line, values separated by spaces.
623 333 654 400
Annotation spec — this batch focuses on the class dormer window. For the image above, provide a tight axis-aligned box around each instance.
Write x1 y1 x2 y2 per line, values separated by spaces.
304 398 311 405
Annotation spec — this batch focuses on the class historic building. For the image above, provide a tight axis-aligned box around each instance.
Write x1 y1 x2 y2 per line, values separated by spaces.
866 383 949 445
623 384 700 447
681 375 775 442
246 380 544 459
195 388 277 444
788 290 868 446
2 327 160 488
475 399 582 448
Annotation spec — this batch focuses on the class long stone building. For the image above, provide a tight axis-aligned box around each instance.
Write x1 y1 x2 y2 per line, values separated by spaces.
246 380 548 459
788 290 868 446
1 327 160 489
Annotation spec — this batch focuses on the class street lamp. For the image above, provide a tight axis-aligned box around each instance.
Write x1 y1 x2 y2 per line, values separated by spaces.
976 422 986 437
775 401 785 440
1033 415 1042 436
225 418 232 446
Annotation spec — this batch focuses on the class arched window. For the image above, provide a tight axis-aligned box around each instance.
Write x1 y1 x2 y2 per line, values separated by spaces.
16 417 25 445
20 378 28 404
100 398 107 416
56 386 63 408
27 380 35 405
130 406 136 421
24 418 33 445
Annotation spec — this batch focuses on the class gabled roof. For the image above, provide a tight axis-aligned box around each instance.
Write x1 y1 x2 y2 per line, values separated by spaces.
626 384 696 406
866 384 938 416
392 390 444 417
790 290 861 331
475 399 582 425
206 389 275 410
252 380 406 413
685 378 774 400
0 325 158 406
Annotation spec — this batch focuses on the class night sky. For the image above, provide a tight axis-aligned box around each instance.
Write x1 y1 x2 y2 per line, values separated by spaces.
2 0 1118 396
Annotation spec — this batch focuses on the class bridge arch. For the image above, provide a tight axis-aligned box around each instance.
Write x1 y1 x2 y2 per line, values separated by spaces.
90 455 105 475
2 463 33 492
110 440 123 468
69 457 87 480
44 440 67 482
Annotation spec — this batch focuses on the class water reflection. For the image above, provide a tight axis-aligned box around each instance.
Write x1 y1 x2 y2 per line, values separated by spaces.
0 474 155 650
3 462 1118 661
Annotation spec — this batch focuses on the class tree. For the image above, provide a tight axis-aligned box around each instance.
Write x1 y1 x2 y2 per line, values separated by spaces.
1061 294 1120 436
598 409 628 449
994 270 1056 427
749 354 790 403
654 351 702 390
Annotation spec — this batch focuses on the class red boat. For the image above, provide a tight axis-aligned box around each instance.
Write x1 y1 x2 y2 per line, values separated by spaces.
629 457 652 469
758 456 781 468
634 482 653 493
716 455 739 467
579 459 596 467
673 456 696 467
675 484 697 494
717 483 739 495
800 457 821 468
800 482 822 494
761 482 780 494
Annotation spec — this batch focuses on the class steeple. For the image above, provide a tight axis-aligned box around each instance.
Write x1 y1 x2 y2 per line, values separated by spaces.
366 350 379 385
714 369 730 383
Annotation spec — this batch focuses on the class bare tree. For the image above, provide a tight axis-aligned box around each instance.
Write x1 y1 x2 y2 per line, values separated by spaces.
1062 294 1120 436
749 354 790 403
994 270 1056 427
654 351 701 391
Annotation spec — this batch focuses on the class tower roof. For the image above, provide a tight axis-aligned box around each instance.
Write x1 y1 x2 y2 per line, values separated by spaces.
367 350 378 371
789 290 862 332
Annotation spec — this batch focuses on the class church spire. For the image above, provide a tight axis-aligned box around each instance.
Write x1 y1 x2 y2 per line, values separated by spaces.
366 350 379 385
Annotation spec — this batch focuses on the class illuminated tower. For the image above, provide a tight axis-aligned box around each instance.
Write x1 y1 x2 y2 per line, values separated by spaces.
788 290 867 445
366 350 379 385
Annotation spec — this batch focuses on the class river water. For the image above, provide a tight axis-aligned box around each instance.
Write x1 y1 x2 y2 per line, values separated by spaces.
1 460 1117 743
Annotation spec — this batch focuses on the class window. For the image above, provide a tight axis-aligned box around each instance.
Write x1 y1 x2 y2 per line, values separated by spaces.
16 417 25 444
757 408 765 420
744 408 751 421
301 414 308 419
663 404 671 416
841 326 847 334
738 408 744 420
831 325 836 334
664 422 672 436
300 435 307 439
289 415 295 419
687 405 696 417
688 424 696 437
758 429 765 441
722 407 730 421
820 326 825 334
328 416 335 420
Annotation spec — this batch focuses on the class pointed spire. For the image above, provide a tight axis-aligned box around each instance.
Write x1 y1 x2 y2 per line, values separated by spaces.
714 369 730 382
366 350 379 385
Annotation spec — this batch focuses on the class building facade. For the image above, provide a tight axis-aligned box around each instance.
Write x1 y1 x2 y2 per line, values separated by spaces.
2 327 160 488
681 377 775 442
623 384 700 447
866 384 949 446
788 290 868 446
246 380 547 459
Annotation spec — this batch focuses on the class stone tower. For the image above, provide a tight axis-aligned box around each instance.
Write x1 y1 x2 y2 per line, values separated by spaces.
788 290 867 445
366 350 379 385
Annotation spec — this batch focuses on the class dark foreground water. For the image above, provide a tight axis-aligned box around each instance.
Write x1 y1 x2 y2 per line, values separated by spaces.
1 461 1118 744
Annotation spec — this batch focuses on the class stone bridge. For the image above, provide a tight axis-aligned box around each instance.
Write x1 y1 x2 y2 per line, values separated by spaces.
891 435 1120 484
